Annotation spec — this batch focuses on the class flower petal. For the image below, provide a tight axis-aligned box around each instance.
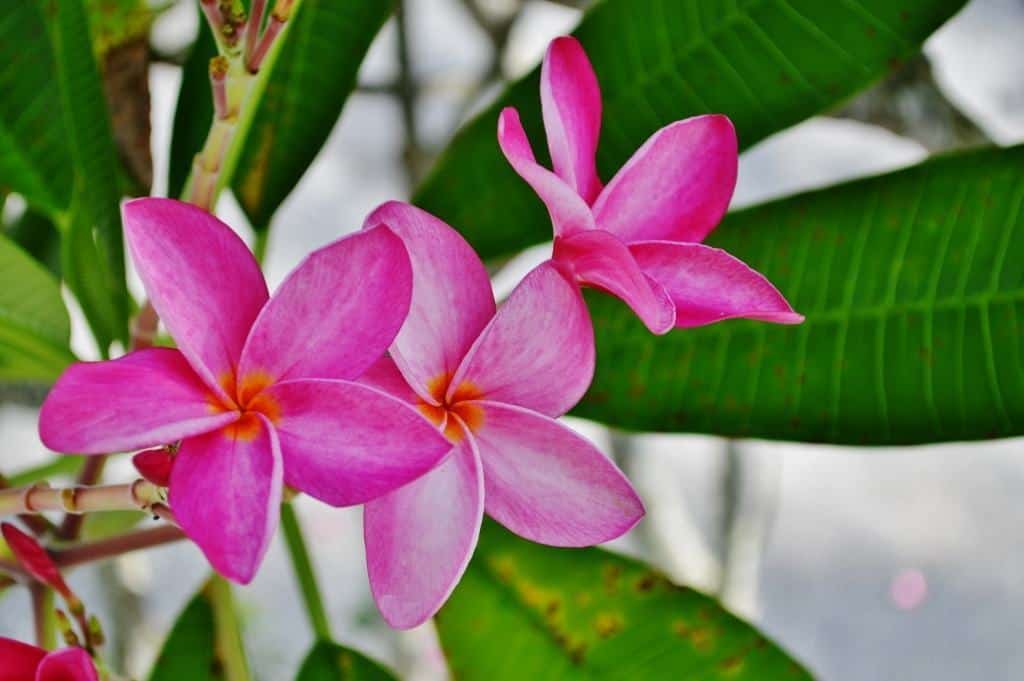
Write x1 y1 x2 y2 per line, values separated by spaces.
265 379 451 507
630 241 804 327
473 401 643 546
170 415 282 584
497 108 596 237
0 637 45 681
122 199 268 400
357 354 422 405
364 418 483 629
238 226 411 384
450 262 593 417
541 36 603 203
554 230 675 334
592 115 737 244
39 348 238 455
36 648 99 681
363 202 495 401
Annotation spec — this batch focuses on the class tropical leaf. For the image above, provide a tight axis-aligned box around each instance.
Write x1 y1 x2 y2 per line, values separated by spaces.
574 146 1024 445
413 0 967 260
436 521 810 680
0 234 74 383
294 640 398 681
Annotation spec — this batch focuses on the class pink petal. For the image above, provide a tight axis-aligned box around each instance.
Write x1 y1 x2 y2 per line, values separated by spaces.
497 108 596 237
473 401 643 546
122 199 268 400
264 379 451 507
449 262 593 417
592 115 738 244
357 355 421 405
364 418 483 629
630 241 804 327
554 230 675 334
0 637 45 680
238 226 411 384
170 415 282 584
362 202 495 402
541 36 603 203
39 348 239 455
36 648 99 681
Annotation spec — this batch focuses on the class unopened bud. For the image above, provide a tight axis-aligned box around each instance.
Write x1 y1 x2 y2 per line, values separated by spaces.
133 449 174 487
88 614 106 646
55 609 79 647
1 522 72 599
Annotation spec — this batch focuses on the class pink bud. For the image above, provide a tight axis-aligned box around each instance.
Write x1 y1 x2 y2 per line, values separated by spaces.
133 448 174 487
1 523 71 599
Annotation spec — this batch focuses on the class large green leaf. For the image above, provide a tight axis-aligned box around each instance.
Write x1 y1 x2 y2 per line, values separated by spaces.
148 587 220 681
414 0 967 260
233 1 392 230
436 521 810 680
44 0 131 350
169 0 390 225
294 640 397 681
0 234 74 382
573 146 1024 444
0 2 74 214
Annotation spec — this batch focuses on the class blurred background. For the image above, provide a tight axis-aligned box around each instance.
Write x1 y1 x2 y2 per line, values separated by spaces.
2 0 1023 678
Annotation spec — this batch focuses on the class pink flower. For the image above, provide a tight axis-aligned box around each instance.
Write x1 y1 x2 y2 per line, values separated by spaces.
39 199 451 583
357 202 644 628
497 36 803 334
0 639 97 681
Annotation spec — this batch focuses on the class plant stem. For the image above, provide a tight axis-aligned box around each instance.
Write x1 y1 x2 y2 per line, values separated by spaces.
52 524 185 569
30 583 55 649
280 501 331 640
0 480 164 517
57 456 109 540
204 575 252 681
251 228 270 266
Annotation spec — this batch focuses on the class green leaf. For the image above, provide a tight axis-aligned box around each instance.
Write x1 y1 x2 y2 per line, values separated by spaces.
295 640 398 681
148 586 220 681
0 234 75 382
43 0 132 350
574 146 1024 444
233 1 392 230
0 2 74 214
436 521 810 680
414 0 967 260
149 576 250 681
5 208 62 277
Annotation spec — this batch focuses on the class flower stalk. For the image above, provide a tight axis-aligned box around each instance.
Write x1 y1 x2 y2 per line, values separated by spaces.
0 480 166 518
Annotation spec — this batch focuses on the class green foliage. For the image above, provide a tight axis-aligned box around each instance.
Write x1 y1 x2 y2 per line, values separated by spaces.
148 587 221 681
436 521 810 679
414 0 968 260
0 235 74 382
233 1 392 230
295 640 398 681
38 0 131 351
0 2 74 215
573 146 1024 444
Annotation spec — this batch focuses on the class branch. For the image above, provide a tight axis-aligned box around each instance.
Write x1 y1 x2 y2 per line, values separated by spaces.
0 480 165 517
51 524 186 569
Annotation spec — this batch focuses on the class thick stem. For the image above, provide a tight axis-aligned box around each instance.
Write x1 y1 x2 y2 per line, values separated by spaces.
58 456 109 540
244 0 268 65
280 502 331 639
0 480 164 517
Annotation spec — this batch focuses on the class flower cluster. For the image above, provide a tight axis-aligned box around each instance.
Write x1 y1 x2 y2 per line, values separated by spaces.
34 37 798 636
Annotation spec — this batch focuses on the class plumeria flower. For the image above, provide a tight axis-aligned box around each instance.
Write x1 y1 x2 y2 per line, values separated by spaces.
39 199 451 583
357 201 644 628
497 36 803 334
0 638 97 681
